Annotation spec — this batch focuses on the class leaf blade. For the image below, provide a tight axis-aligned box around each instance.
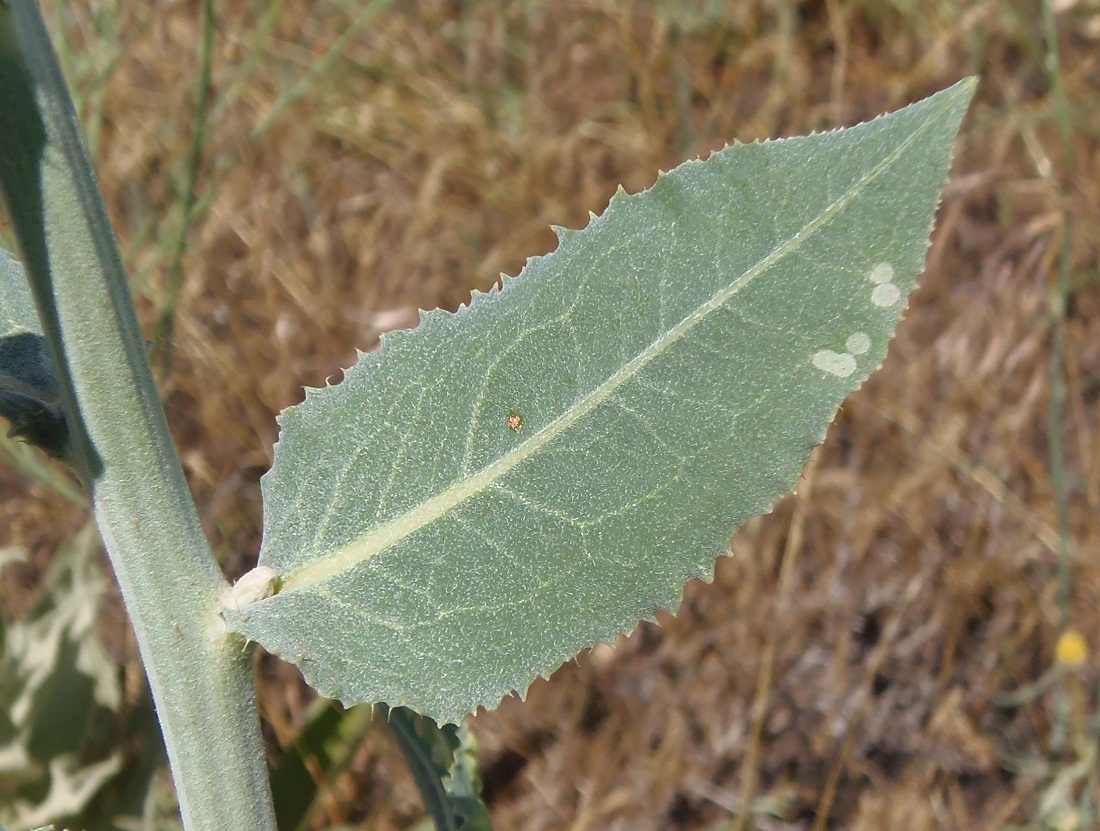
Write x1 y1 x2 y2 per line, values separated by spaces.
227 79 975 723
0 248 68 459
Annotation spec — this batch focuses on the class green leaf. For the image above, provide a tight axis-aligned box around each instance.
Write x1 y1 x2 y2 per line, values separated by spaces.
0 523 122 829
0 248 67 460
0 248 38 335
9 754 122 830
385 706 492 831
225 79 975 723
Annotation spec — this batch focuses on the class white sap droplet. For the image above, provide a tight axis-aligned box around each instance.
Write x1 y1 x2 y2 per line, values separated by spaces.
813 350 857 378
869 262 895 284
871 283 901 307
222 566 280 610
845 332 871 354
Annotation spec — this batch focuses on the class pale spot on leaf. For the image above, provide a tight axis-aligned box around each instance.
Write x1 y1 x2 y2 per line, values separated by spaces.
869 262 895 284
871 283 901 307
846 332 871 354
812 350 857 378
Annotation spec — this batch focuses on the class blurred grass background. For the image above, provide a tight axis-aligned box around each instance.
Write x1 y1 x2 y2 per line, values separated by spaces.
1 0 1099 829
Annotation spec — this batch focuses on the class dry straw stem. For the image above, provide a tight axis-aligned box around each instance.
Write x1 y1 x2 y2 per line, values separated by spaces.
2 0 1100 829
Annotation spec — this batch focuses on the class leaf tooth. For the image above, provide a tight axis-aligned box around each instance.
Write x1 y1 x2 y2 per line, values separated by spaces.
497 272 523 292
464 284 497 313
415 305 452 327
374 327 401 353
603 184 628 212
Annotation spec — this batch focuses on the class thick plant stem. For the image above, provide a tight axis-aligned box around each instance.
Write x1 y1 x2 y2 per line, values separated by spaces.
0 3 276 830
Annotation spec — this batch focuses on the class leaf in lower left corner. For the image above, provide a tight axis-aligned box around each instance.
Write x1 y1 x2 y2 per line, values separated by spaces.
0 247 68 460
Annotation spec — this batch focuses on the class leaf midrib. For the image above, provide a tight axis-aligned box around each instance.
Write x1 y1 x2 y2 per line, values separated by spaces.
277 112 938 596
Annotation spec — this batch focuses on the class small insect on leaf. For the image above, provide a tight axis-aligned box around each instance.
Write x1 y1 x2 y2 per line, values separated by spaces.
506 412 523 431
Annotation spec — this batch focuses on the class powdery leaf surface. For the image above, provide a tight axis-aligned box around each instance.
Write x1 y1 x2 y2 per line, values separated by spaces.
224 80 974 723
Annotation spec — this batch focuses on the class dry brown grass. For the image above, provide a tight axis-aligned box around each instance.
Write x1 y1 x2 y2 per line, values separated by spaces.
3 0 1100 828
